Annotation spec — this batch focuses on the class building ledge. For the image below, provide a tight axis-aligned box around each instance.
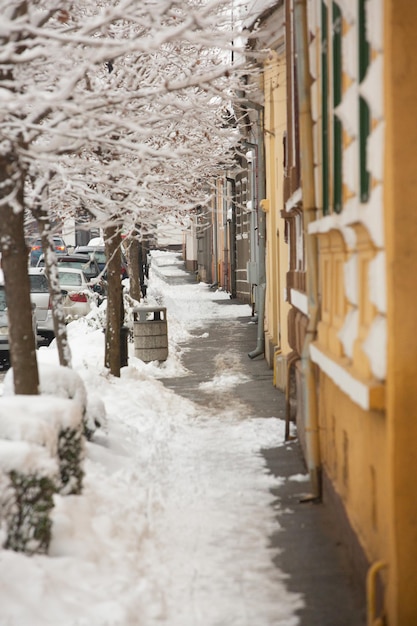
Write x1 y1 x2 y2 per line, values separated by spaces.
310 342 385 411
290 288 308 316
284 187 302 213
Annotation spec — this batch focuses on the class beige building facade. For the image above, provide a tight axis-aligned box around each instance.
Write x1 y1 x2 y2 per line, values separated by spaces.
262 12 292 385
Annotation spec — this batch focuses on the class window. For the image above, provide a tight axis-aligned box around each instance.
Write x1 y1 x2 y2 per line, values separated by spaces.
321 0 329 215
59 272 82 287
359 0 370 202
29 275 49 293
332 1 343 214
0 286 6 311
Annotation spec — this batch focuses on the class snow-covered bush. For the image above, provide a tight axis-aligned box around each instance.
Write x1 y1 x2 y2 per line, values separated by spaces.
4 362 103 440
0 395 85 496
0 440 58 555
85 393 107 438
56 425 84 495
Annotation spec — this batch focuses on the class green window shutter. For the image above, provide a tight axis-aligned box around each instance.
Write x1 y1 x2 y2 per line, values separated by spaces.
333 2 343 213
332 2 342 107
333 117 343 213
358 0 370 82
359 97 370 202
358 0 370 202
322 1 329 215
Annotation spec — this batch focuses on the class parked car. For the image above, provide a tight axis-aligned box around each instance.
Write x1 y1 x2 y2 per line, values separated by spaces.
87 237 104 247
0 284 10 359
29 235 68 267
58 268 94 321
0 281 38 367
73 245 106 271
74 245 129 279
28 268 55 342
37 253 106 297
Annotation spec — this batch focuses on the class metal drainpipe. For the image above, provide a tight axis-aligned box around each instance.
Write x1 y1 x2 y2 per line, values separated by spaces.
294 0 321 498
226 176 237 298
213 191 219 285
246 109 266 360
285 351 301 441
366 561 387 626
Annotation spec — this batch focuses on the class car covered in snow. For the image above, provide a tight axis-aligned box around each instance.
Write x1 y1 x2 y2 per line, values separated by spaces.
0 282 38 367
37 253 106 298
58 268 95 321
29 267 55 342
74 245 129 279
0 284 10 356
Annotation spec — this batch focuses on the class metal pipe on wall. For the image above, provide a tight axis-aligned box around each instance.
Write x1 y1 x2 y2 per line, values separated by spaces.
242 111 266 360
226 176 237 298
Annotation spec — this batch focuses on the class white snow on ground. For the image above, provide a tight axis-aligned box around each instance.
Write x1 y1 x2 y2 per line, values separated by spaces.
0 250 304 626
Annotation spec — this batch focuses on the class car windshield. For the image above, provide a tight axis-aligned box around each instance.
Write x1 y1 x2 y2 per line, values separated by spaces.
93 251 106 264
0 287 6 311
60 260 95 275
77 248 106 265
59 272 82 287
29 274 49 293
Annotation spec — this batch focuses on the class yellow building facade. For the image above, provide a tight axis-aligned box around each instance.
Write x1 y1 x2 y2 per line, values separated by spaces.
295 0 417 623
191 0 417 621
263 47 291 386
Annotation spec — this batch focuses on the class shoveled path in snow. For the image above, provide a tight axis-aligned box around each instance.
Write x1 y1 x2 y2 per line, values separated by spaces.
159 268 366 626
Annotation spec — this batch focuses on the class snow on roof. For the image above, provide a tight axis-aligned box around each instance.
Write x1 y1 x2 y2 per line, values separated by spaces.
87 237 105 247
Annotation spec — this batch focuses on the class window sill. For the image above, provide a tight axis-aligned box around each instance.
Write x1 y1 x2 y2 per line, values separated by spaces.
310 341 385 411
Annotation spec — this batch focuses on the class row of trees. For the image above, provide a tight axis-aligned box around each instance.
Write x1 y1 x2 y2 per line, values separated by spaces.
0 0 262 393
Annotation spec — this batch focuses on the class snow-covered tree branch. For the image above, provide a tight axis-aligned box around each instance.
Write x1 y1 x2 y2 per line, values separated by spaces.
0 0 260 386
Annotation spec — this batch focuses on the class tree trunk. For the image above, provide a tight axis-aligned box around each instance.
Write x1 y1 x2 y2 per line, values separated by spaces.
104 224 122 376
0 159 39 394
126 236 141 303
138 240 148 298
35 211 72 368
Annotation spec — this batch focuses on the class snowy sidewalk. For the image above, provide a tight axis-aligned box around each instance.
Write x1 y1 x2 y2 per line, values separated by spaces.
0 251 365 626
158 261 367 626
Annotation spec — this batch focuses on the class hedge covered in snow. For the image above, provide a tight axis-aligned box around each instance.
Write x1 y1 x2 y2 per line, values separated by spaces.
0 395 85 554
3 362 106 440
0 439 58 554
0 363 108 554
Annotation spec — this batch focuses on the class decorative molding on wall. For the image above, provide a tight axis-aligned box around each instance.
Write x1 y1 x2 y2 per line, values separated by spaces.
362 315 387 380
310 342 384 411
367 121 385 182
359 55 383 120
284 187 302 213
366 0 383 52
290 288 309 316
335 85 358 137
308 187 384 248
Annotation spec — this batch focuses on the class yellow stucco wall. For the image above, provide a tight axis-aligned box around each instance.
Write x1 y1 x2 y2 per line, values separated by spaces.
318 374 389 566
384 1 417 623
307 0 391 620
307 1 417 623
263 51 291 382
